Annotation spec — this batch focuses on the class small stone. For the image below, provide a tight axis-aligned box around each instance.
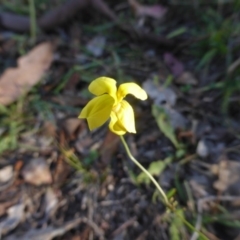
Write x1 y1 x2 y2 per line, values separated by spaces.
196 140 209 157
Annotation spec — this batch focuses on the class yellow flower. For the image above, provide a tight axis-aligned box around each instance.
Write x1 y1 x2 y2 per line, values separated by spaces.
78 77 147 135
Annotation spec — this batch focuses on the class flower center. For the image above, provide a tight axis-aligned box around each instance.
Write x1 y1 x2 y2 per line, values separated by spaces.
112 102 121 113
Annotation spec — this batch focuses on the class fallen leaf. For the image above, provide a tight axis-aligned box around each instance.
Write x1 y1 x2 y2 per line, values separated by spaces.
0 42 54 105
0 203 25 235
0 165 13 183
42 121 57 138
175 71 198 85
143 79 177 106
86 36 106 57
211 159 240 194
44 188 58 217
189 180 208 198
21 157 52 186
128 0 167 20
164 52 184 77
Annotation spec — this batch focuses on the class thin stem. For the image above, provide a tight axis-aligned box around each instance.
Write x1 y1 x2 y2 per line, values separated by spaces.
29 0 37 42
120 135 209 240
120 135 171 208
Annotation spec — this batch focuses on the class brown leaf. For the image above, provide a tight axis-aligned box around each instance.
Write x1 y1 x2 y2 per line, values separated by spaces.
211 159 240 194
21 157 52 186
0 42 54 105
42 121 57 138
176 71 198 85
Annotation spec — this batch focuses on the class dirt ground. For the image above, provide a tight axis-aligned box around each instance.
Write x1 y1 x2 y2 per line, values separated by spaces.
0 0 240 239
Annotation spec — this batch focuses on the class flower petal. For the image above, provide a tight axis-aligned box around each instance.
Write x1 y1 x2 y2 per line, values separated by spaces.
109 112 127 135
89 76 117 100
115 100 136 134
117 82 148 101
78 94 114 130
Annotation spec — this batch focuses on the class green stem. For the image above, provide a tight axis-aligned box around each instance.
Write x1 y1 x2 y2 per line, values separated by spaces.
120 135 208 240
120 135 171 208
29 0 37 41
177 213 208 240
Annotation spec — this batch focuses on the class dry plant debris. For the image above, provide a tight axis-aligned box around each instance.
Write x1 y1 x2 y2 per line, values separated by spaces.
0 42 54 105
0 0 240 239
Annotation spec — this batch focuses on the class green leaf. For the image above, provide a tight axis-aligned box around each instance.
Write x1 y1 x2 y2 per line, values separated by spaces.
197 48 217 69
137 157 172 185
167 27 187 39
0 104 8 114
152 105 180 149
169 209 186 240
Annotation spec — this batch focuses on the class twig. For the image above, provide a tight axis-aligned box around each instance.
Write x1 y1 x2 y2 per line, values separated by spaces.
0 0 89 32
0 0 175 48
82 217 105 239
39 0 89 31
111 217 137 237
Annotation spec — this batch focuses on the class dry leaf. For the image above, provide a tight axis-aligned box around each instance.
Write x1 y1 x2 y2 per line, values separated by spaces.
21 157 52 186
0 42 54 105
0 203 25 235
0 165 13 183
164 52 184 77
176 71 198 85
44 188 58 216
129 0 167 20
143 80 177 106
86 35 106 57
212 160 240 193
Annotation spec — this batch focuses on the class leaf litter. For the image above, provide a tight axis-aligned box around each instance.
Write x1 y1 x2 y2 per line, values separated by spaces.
0 42 54 105
0 1 240 240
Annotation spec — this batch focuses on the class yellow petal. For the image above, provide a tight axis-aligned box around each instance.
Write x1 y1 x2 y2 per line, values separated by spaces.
117 82 148 101
109 112 127 135
115 100 136 134
88 76 117 100
78 94 114 130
